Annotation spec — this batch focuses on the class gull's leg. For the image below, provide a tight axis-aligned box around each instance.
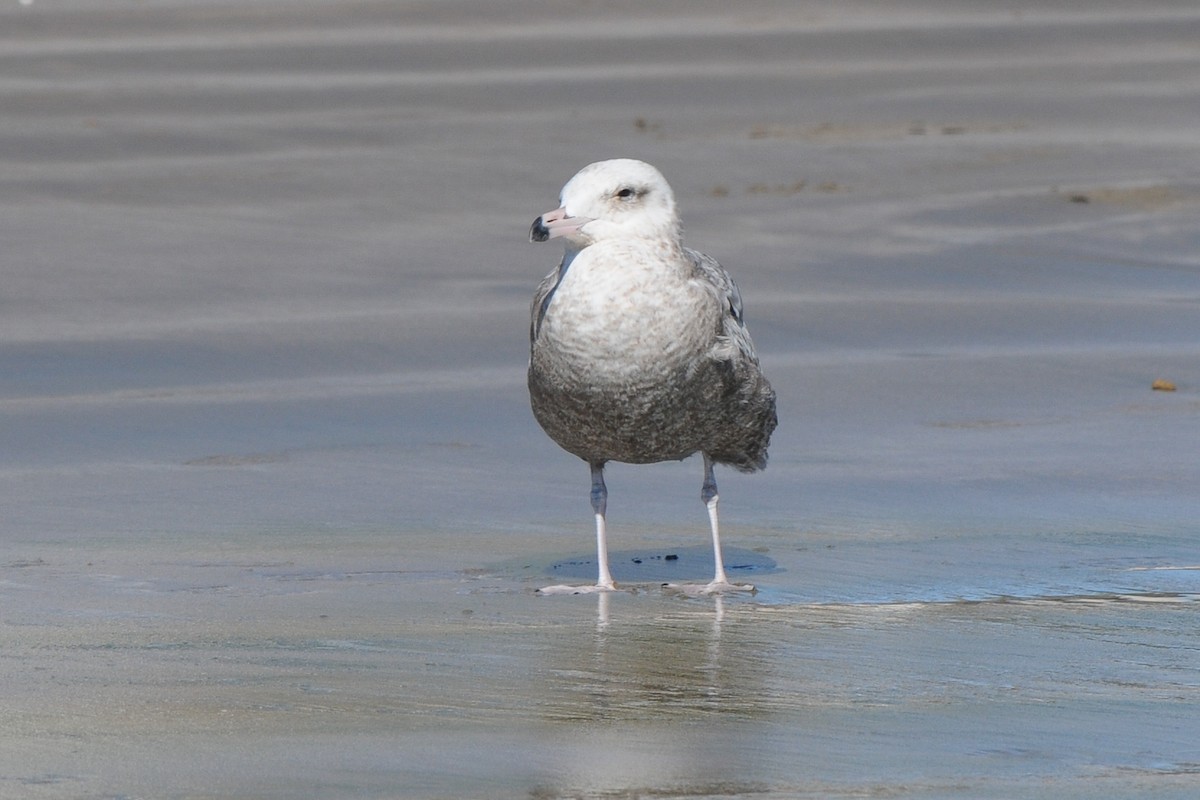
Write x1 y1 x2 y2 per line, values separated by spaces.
701 454 728 585
539 461 616 595
591 461 616 590
663 454 754 596
699 454 754 594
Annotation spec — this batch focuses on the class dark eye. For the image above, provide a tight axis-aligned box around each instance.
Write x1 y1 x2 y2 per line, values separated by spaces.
616 187 637 200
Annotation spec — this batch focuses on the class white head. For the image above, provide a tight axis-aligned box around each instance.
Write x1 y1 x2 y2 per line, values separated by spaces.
530 159 680 248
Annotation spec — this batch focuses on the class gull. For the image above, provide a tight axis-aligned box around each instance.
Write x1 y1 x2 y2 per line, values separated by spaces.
527 159 777 595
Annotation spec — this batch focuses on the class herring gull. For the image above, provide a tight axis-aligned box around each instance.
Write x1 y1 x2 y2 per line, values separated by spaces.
527 159 777 594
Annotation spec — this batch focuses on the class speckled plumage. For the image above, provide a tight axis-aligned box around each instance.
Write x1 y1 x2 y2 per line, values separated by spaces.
526 159 776 593
529 243 775 471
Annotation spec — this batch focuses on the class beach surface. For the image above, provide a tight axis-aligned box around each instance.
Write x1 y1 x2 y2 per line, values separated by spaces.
2 1 1199 797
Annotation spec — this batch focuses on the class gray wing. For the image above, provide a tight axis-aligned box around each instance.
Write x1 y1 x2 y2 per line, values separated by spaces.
530 258 566 344
684 247 760 364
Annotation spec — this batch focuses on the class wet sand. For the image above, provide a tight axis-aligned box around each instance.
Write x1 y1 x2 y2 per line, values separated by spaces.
2 1 1199 797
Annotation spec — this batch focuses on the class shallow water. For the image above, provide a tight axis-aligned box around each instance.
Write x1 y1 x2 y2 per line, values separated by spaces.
6 527 1200 799
2 1 1199 797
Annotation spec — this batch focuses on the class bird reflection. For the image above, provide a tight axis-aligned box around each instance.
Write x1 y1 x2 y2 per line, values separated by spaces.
539 592 770 724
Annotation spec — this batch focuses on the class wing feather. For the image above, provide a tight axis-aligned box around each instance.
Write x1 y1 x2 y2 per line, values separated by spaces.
530 258 566 344
685 247 760 364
